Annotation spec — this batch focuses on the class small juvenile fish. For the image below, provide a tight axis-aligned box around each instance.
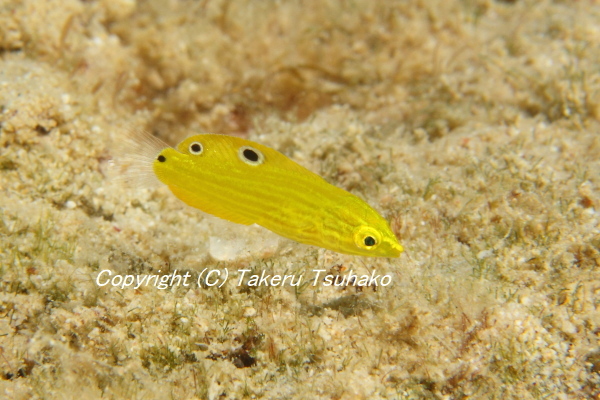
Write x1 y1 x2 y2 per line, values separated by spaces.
150 134 403 257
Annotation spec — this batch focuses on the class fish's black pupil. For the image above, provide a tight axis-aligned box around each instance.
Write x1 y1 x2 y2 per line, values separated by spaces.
243 149 259 162
191 143 202 153
157 155 166 162
364 236 376 246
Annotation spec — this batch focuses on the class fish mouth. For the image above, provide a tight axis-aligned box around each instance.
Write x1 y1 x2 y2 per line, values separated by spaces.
386 240 404 257
394 242 404 255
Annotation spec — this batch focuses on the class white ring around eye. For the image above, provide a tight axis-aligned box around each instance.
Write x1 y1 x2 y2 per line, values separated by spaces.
238 146 264 166
189 142 203 155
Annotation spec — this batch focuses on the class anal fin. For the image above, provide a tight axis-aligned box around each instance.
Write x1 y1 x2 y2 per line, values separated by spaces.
168 185 254 226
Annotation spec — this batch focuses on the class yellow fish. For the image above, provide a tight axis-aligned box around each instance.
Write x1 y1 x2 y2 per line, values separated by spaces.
149 134 402 257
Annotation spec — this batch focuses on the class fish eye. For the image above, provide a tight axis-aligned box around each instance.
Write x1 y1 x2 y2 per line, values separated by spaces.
189 142 203 155
353 226 381 251
238 146 264 165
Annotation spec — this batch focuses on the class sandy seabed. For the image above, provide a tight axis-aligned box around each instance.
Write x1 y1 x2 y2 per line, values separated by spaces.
0 0 599 399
